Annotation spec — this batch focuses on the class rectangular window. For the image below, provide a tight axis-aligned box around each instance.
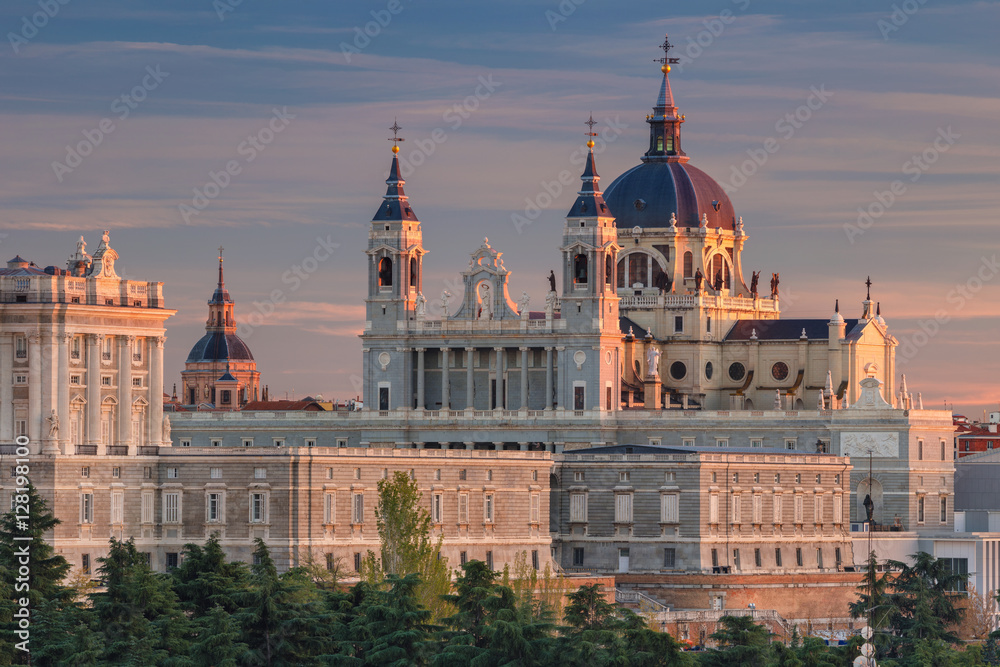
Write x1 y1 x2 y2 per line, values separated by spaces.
835 547 842 569
717 438 729 448
817 548 824 569
709 494 719 523
796 548 803 567
774 473 781 483
273 438 285 447
15 336 27 359
432 493 443 523
615 493 633 523
941 558 969 592
210 467 222 479
211 439 222 447
750 438 763 448
940 496 947 523
752 494 762 523
775 548 782 567
484 493 495 523
141 492 154 523
486 550 493 570
254 467 266 479
574 385 585 411
532 550 539 571
81 466 90 478
573 471 585 482
352 493 364 524
434 469 441 481
132 377 142 387
101 376 112 386
732 494 742 524
176 438 190 448
661 494 679 523
941 441 946 460
683 438 695 447
794 495 804 523
354 552 362 572
336 438 348 448
80 493 93 523
754 548 762 567
167 467 178 479
326 467 334 479
665 471 676 482
663 547 676 569
732 472 739 483
163 492 179 523
833 495 843 524
814 495 823 523
570 493 587 522
324 492 336 524
918 440 924 461
785 438 797 451
773 495 783 523
354 468 361 480
304 438 316 448
815 474 822 484
111 491 124 524
459 469 467 481
619 471 630 482
733 549 741 570
112 467 120 478
458 494 469 524
711 548 718 568
82 553 91 575
572 547 585 567
207 493 221 522
326 554 336 571
918 496 925 523
242 438 254 448
530 493 540 523
753 472 760 483
70 374 81 385
250 492 266 523
674 316 683 333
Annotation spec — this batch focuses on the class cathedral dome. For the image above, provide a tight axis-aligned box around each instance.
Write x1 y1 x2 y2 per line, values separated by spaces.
604 161 736 230
185 331 255 363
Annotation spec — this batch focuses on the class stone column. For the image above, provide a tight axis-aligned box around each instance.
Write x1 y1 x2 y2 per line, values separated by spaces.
416 348 425 410
494 347 504 409
27 331 42 446
441 347 450 410
117 336 133 450
545 347 553 411
519 347 529 411
57 333 71 454
0 334 12 443
465 347 475 411
86 335 102 450
149 336 164 446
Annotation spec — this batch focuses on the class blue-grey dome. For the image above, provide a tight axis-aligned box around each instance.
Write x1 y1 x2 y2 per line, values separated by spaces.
603 161 736 230
186 332 254 363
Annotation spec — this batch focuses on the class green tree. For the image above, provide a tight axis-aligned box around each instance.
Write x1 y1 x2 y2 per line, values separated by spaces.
699 615 772 667
172 534 250 615
363 471 452 621
90 537 192 666
0 483 72 664
190 604 251 667
887 551 966 655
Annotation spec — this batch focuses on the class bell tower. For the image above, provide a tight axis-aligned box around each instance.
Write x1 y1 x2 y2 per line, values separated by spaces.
560 116 621 334
365 121 427 332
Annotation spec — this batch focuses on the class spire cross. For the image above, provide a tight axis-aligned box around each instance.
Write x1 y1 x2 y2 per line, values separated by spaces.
218 246 224 261
655 34 680 66
865 276 872 300
388 119 405 146
585 114 598 138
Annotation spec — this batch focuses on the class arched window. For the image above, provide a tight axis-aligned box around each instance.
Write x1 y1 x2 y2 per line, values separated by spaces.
574 254 588 284
628 253 648 288
666 136 674 152
378 257 393 287
683 251 693 278
616 258 626 288
605 254 613 286
409 257 418 289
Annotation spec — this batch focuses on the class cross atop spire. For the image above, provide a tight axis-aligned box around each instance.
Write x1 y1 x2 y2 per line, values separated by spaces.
585 114 598 149
865 276 872 300
217 246 225 289
655 34 680 69
388 118 404 153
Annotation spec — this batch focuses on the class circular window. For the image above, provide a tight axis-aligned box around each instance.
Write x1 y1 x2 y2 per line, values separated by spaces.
705 362 714 380
670 361 687 381
728 362 746 382
771 361 789 381
634 198 647 211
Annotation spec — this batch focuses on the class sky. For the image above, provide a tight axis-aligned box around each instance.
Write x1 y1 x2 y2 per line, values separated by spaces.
1 0 998 416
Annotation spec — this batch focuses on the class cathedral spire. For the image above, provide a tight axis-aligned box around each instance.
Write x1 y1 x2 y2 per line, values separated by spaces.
567 115 612 219
373 119 419 223
644 34 687 163
217 246 225 290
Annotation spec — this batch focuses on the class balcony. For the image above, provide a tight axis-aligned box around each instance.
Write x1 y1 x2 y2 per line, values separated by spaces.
75 445 98 455
106 445 129 456
137 446 159 456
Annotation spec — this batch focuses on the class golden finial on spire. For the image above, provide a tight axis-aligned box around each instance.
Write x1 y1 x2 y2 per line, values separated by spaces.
388 118 404 154
585 114 598 149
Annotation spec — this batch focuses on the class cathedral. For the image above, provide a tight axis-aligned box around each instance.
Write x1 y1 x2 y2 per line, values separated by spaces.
0 35 967 625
